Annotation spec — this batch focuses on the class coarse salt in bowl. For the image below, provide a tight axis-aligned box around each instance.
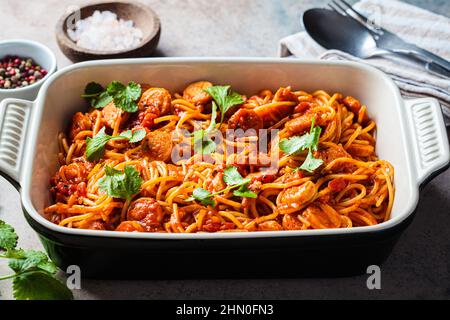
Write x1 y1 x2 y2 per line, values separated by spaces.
56 1 161 62
68 10 144 52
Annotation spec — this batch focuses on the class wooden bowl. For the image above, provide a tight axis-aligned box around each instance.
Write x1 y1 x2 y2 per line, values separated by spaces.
56 1 161 62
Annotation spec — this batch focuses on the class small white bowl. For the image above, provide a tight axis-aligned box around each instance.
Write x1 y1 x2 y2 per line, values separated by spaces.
0 39 57 102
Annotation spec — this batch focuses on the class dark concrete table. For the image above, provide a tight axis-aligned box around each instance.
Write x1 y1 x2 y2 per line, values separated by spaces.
0 0 449 299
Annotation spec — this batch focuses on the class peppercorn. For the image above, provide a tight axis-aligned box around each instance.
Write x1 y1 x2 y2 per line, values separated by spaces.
0 55 47 90
34 71 42 79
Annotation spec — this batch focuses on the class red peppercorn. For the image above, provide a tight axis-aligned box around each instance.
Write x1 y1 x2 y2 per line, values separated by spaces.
0 55 46 90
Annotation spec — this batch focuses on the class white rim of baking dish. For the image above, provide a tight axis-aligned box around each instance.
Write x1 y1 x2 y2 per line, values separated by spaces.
9 57 449 239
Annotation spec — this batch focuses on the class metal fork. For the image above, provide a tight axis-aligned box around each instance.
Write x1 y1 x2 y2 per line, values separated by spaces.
328 0 450 77
328 0 382 35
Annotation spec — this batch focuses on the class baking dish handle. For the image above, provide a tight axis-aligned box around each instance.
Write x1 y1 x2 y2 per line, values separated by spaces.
404 97 450 186
0 98 33 186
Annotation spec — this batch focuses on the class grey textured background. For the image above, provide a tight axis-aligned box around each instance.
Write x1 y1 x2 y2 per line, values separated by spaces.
0 0 449 300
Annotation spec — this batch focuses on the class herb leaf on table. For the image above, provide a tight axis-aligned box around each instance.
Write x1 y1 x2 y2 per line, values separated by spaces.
0 220 18 250
0 220 73 300
13 271 73 300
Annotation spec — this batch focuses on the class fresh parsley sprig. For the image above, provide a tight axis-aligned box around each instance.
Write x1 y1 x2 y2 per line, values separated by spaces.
0 220 73 300
81 82 113 108
193 101 218 155
279 117 324 173
301 151 324 173
192 85 244 155
82 81 142 112
203 85 244 127
98 165 143 200
86 127 146 161
0 220 17 250
186 166 257 206
188 188 216 207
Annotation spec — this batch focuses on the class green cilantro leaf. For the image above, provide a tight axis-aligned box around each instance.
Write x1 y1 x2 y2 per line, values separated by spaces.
279 117 324 173
202 140 217 154
223 166 250 186
106 81 141 113
204 85 229 109
233 184 257 198
93 92 114 109
186 166 257 205
186 188 215 206
13 271 73 300
279 117 322 155
119 129 147 144
0 220 72 300
82 82 104 98
193 129 216 155
204 85 244 125
193 101 218 155
98 165 143 200
8 250 57 274
279 135 310 156
82 82 113 109
308 124 322 152
300 152 324 173
86 128 112 161
82 81 141 112
0 220 18 251
127 129 147 143
223 167 257 198
33 260 58 275
86 128 146 161
206 101 218 133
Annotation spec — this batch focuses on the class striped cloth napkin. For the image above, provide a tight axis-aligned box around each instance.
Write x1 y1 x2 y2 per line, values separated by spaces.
279 0 450 119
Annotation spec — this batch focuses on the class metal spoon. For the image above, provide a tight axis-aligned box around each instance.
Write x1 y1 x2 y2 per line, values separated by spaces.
303 8 450 78
303 8 388 58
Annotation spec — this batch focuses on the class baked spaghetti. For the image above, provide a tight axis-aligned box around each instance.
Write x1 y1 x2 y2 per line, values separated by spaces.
44 81 394 233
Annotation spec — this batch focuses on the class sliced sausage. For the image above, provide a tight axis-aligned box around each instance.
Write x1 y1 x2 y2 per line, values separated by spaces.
227 108 263 131
141 131 173 162
138 88 171 116
183 81 213 105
